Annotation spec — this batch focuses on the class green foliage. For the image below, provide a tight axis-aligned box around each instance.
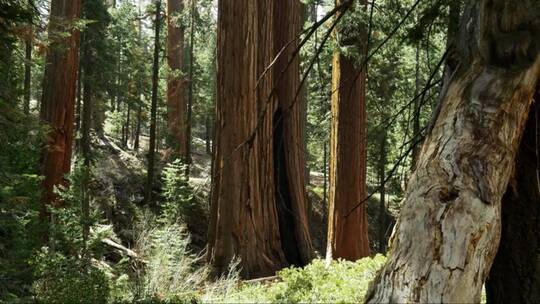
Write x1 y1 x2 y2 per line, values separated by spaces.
160 159 194 224
214 255 386 303
31 248 110 304
30 163 114 303
131 217 207 303
0 94 44 300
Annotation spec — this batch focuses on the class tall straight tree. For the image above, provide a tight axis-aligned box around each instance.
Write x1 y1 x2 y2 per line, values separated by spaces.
272 0 314 269
39 0 82 230
185 0 195 175
208 0 313 279
145 0 162 203
166 0 187 159
365 0 540 302
326 0 370 261
23 1 32 116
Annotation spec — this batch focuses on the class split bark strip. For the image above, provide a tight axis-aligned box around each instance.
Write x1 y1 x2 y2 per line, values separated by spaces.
365 0 540 302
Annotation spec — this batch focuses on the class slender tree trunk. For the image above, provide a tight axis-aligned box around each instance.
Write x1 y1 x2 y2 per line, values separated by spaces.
166 0 187 158
23 27 32 115
134 105 141 151
76 56 82 133
378 132 387 253
205 114 211 155
323 141 327 207
185 0 195 176
486 95 540 304
326 0 370 261
81 36 92 253
134 0 143 152
145 0 162 204
411 41 421 169
208 0 313 279
125 105 131 147
39 0 82 238
365 1 540 302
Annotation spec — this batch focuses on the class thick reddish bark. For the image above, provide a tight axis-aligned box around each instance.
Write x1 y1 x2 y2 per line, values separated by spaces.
39 0 82 218
326 0 370 261
208 0 313 279
273 0 315 266
166 0 187 158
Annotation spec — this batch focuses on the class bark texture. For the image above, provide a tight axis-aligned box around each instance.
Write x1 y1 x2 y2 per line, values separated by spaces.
208 0 313 279
486 94 540 304
145 0 162 203
40 0 82 211
166 0 187 158
326 0 370 261
365 1 540 302
273 0 315 267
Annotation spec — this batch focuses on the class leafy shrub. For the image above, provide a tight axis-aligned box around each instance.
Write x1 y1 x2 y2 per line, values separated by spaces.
31 248 110 304
160 159 194 224
214 255 386 303
133 220 207 303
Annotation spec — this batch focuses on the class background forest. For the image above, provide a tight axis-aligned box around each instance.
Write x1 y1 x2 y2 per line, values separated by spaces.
1 0 538 303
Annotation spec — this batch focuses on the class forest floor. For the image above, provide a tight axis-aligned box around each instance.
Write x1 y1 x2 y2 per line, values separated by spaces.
87 133 390 259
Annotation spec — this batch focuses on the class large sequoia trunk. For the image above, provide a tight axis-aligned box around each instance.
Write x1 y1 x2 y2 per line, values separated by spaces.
326 0 370 261
39 0 82 221
208 0 313 279
486 93 540 304
365 1 540 302
166 0 187 158
273 0 315 267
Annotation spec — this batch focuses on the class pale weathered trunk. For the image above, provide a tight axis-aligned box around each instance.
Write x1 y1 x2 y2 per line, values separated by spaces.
486 94 540 304
166 0 187 158
365 1 540 302
208 0 313 279
39 0 82 224
326 0 370 261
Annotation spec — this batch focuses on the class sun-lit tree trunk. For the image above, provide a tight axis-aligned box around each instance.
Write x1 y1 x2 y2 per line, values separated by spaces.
145 0 162 204
185 0 195 176
208 0 313 279
166 0 187 159
39 0 82 235
365 1 540 302
326 0 370 261
486 95 540 304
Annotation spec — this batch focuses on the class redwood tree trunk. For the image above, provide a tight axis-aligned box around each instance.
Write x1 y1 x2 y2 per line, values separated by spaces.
365 1 540 302
486 94 540 304
273 0 315 267
39 0 82 220
326 0 370 261
208 0 313 279
166 0 187 158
